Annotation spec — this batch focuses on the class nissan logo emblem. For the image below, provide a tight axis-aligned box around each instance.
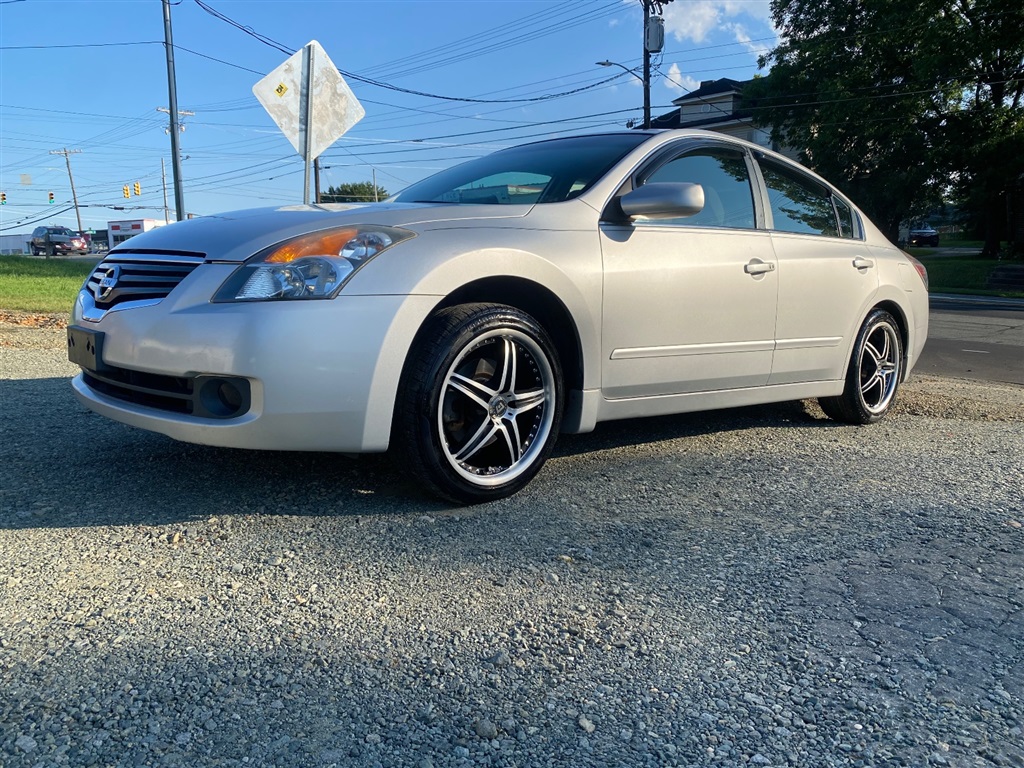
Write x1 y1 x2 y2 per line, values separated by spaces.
96 265 120 301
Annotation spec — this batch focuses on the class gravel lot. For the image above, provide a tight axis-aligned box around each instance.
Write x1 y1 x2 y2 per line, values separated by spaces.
2 317 1022 767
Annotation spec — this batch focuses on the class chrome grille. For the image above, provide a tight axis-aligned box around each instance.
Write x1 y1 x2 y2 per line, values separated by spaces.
86 253 206 309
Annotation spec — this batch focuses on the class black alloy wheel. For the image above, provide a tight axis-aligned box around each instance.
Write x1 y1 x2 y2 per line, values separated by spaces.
393 303 563 503
820 309 903 424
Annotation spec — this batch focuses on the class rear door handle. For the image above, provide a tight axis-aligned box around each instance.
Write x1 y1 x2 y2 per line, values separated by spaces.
744 260 775 275
853 256 875 270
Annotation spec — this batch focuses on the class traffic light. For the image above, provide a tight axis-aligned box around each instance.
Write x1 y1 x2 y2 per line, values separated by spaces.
0 192 6 205
123 185 130 199
133 181 141 196
48 192 54 204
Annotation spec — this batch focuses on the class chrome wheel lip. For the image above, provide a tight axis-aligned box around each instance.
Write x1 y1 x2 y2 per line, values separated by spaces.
437 327 555 488
858 319 900 415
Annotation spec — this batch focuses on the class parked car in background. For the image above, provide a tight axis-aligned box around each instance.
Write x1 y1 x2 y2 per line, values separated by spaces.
908 225 940 247
67 129 929 503
30 226 88 256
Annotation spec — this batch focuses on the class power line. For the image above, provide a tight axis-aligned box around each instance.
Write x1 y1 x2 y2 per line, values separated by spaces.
188 0 635 105
0 41 161 50
359 1 615 79
0 205 77 232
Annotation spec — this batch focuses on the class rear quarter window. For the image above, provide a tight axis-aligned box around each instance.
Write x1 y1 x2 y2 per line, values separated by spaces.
759 157 838 237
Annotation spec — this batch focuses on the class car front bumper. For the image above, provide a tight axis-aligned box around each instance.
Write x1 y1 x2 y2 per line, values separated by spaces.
70 264 439 453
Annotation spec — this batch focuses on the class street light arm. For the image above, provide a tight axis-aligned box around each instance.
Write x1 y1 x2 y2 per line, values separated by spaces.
596 60 645 84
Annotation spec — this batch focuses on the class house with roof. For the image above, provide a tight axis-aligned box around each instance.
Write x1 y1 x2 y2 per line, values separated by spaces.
650 77 798 159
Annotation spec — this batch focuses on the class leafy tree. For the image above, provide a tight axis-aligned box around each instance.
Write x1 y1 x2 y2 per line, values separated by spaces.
747 0 1024 253
321 181 389 203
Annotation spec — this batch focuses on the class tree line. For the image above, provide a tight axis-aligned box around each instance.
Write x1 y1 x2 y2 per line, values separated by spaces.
745 0 1023 255
319 182 389 204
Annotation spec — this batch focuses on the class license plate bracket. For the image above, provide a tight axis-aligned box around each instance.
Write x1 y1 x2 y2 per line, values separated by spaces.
67 325 107 371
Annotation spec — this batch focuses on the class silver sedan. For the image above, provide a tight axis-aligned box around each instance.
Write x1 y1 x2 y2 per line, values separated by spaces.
68 130 929 502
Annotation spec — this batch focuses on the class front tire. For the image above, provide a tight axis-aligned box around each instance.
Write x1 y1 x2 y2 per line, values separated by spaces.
393 303 563 504
819 309 903 424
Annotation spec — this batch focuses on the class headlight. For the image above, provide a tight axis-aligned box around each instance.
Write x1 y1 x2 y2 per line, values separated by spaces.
213 225 414 302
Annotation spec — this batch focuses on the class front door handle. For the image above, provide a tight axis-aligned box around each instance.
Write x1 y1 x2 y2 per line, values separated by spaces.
744 260 775 275
853 256 875 270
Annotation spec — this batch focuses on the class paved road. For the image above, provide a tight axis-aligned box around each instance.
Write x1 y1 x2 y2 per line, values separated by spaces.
917 297 1024 385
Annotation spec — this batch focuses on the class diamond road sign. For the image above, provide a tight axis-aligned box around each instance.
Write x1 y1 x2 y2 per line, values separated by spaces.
253 40 364 161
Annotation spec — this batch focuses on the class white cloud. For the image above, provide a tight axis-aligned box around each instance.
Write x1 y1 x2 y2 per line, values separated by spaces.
662 0 772 44
724 22 771 56
609 18 620 28
663 63 700 95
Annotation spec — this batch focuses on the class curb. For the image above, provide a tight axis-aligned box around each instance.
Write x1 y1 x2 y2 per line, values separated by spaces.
930 293 1024 310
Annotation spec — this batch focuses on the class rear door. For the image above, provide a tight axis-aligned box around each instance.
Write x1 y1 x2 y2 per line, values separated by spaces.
753 155 879 385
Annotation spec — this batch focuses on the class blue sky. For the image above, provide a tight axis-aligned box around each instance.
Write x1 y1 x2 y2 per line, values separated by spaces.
0 0 775 233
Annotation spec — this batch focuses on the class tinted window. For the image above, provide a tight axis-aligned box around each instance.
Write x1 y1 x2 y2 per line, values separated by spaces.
394 133 648 205
759 158 838 237
833 195 858 239
642 148 755 229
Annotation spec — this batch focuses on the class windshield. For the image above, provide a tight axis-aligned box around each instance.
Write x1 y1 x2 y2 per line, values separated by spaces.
393 133 648 205
47 227 75 236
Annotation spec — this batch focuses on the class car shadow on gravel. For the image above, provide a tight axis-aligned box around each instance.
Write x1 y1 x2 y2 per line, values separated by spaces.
554 398 833 459
0 376 440 530
1 376 838 531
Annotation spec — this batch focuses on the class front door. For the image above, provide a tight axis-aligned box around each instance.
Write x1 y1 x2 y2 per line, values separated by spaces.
600 144 778 399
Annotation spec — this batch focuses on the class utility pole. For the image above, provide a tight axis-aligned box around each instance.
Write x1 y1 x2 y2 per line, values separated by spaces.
50 148 84 233
643 0 651 129
313 157 321 204
162 0 187 221
372 168 379 202
161 158 170 224
641 0 670 129
157 107 193 218
600 1 669 129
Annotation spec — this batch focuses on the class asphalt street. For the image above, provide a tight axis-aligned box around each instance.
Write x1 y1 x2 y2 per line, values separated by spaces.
917 296 1024 385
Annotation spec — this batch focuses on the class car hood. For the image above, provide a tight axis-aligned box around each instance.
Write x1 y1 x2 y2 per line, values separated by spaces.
48 234 77 243
107 203 533 262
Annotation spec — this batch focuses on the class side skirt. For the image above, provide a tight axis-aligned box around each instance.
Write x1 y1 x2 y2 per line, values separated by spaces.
561 380 845 433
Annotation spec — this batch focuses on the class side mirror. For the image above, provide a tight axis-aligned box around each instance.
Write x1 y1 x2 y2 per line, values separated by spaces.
620 182 705 220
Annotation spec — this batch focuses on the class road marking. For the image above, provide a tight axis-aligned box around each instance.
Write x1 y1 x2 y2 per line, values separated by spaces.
961 349 991 354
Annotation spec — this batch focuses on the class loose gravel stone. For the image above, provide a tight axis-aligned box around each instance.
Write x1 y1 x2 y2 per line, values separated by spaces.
474 719 498 740
1 316 1023 767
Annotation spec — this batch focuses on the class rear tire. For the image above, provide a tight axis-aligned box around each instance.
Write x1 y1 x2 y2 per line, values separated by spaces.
392 303 563 504
819 309 903 424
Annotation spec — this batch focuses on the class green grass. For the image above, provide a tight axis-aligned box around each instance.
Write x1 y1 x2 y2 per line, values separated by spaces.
2 250 1019 314
935 239 984 249
915 254 1024 298
0 255 97 313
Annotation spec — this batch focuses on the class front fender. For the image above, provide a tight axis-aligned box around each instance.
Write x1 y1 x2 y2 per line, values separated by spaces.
347 226 604 393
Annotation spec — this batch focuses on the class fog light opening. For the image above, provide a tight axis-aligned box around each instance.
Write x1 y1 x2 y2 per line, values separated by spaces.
197 377 249 418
